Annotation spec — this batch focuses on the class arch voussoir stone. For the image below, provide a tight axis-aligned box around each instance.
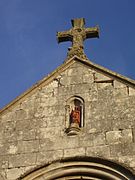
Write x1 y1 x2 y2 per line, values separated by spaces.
20 157 135 180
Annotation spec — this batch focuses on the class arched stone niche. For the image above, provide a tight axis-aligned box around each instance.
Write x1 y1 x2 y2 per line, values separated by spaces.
65 96 84 135
20 157 135 180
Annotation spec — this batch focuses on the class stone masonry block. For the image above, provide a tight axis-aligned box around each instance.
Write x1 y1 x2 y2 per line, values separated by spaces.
17 129 36 141
110 143 135 158
16 119 36 131
121 143 135 156
93 133 106 146
7 143 18 155
0 142 18 155
39 138 55 151
79 134 94 147
118 155 135 168
17 140 39 153
9 153 37 168
37 150 63 164
67 75 83 85
1 112 15 122
106 130 122 144
0 129 17 143
113 87 128 99
121 129 133 143
40 97 58 106
64 147 85 158
46 116 63 127
67 67 83 76
69 83 91 94
15 109 28 121
129 87 135 96
36 127 61 139
106 129 133 145
82 73 93 83
113 80 127 88
110 144 122 157
39 136 80 152
0 172 6 180
0 156 9 169
86 145 110 158
35 105 63 118
6 167 24 180
95 72 111 81
97 83 113 89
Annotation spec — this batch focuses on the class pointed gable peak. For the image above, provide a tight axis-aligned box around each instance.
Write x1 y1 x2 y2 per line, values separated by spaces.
0 54 135 116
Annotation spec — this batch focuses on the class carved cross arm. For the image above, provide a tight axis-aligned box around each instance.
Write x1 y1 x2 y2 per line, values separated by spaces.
57 30 72 43
85 26 99 39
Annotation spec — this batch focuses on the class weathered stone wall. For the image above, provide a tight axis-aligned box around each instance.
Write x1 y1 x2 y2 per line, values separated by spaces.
0 61 135 179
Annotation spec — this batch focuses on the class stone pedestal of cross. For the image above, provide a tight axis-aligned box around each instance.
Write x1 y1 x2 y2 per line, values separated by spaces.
57 18 99 59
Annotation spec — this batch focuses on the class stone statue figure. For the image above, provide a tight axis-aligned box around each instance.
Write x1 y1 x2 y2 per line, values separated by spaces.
65 97 84 135
70 106 81 127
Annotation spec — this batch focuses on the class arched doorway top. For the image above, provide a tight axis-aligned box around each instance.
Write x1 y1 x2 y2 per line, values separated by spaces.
20 157 135 180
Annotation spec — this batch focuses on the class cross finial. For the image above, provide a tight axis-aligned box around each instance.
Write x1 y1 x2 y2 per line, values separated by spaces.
57 18 99 60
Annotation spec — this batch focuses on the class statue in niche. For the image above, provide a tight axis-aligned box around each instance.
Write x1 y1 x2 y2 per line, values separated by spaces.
70 106 81 127
66 98 84 135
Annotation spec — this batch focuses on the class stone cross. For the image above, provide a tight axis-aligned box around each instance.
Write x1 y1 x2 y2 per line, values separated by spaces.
57 18 99 59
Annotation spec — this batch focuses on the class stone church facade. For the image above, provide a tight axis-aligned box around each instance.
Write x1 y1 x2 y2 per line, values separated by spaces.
0 18 135 179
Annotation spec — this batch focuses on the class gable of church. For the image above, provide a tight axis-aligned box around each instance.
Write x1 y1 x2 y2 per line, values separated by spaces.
0 57 135 179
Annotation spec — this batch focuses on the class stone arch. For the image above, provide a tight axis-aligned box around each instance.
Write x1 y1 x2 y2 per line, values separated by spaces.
20 157 134 180
65 96 85 135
